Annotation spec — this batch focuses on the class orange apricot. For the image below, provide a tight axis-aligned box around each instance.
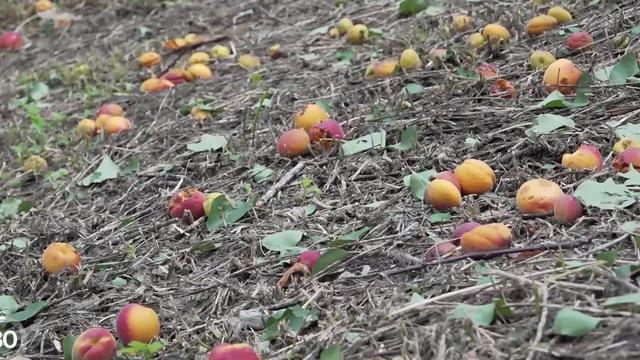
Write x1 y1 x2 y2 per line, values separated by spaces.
561 144 603 171
140 78 175 93
293 104 329 131
161 67 193 85
453 159 496 195
102 116 131 135
543 58 581 95
489 79 517 98
187 63 213 80
138 51 160 68
96 103 123 117
434 171 461 191
516 178 563 214
461 223 512 253
276 129 310 158
482 23 510 44
115 304 160 345
425 179 462 210
76 119 97 138
365 59 398 78
41 242 81 274
526 15 558 36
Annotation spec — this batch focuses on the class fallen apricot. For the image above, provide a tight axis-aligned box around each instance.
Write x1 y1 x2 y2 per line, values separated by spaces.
267 43 285 59
35 0 55 12
613 138 640 154
138 51 161 68
490 79 516 99
399 49 421 70
425 179 462 210
23 155 48 173
424 241 457 261
452 221 481 242
277 250 321 288
184 33 200 44
187 51 210 65
103 116 131 135
561 144 603 171
548 6 572 23
526 15 558 36
276 129 310 158
71 327 117 360
612 148 640 172
365 59 398 78
554 194 583 224
308 119 344 150
529 50 556 70
203 192 225 217
543 58 581 95
565 32 593 50
435 171 460 191
164 38 187 50
161 67 193 85
210 45 231 59
140 77 175 93
167 188 206 221
452 15 472 33
293 104 329 131
96 103 123 117
346 24 368 45
76 119 97 138
42 242 81 274
186 63 212 80
116 303 160 345
476 63 498 79
238 54 261 70
96 114 111 130
482 23 510 44
209 343 260 360
467 32 486 48
461 223 512 253
453 159 496 195
0 31 22 50
516 178 563 214
337 18 353 35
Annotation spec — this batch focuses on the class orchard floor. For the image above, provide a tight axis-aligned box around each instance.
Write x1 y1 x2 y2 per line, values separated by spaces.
2 0 640 359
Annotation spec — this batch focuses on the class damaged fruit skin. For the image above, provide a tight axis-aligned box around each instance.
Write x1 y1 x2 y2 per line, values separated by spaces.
612 148 640 172
561 144 603 171
346 24 369 45
161 68 193 85
293 104 329 131
138 51 161 67
543 58 581 95
424 241 457 261
42 242 81 274
209 343 260 360
116 304 160 345
71 327 117 360
476 63 498 79
276 129 310 158
276 250 321 289
613 138 640 154
23 155 48 173
399 49 421 70
365 59 398 78
308 119 344 150
168 188 206 221
490 79 516 99
553 194 583 224
461 223 512 253
526 15 558 36
453 159 496 195
516 178 564 215
425 179 462 210
565 32 593 50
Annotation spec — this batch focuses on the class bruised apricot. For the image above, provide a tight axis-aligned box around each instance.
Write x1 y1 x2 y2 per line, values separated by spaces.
526 15 558 36
140 78 175 93
613 138 640 154
168 188 206 221
612 148 640 172
461 223 512 253
425 241 457 261
187 63 213 80
138 51 160 68
103 116 131 135
337 18 353 35
516 178 563 214
276 129 310 158
293 104 329 131
453 159 496 195
399 49 421 70
346 24 369 44
188 51 210 65
308 119 344 150
554 194 583 224
548 6 572 23
76 119 97 138
565 32 593 50
529 50 556 70
561 144 603 171
452 15 472 33
365 59 398 78
467 33 486 48
115 304 160 345
42 242 81 274
482 23 510 44
543 58 581 95
210 45 231 59
425 179 462 210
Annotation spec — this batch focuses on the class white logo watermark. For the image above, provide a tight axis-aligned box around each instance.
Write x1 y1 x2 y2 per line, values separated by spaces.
0 319 26 355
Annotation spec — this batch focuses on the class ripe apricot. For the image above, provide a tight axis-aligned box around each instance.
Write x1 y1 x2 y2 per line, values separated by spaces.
23 155 48 173
482 23 510 44
209 343 260 360
561 144 603 171
293 104 329 131
161 68 193 85
612 148 640 172
276 129 310 158
76 119 97 138
424 241 457 261
188 51 210 65
346 24 368 45
435 171 460 191
115 303 160 345
461 223 512 253
187 63 213 80
425 179 462 210
96 103 123 117
554 194 583 224
140 77 175 93
72 327 117 360
543 58 581 95
164 37 187 50
337 18 353 35
210 45 231 59
103 116 131 135
0 31 22 50
526 15 558 36
365 59 398 78
399 49 421 70
168 188 206 221
453 159 496 195
452 221 481 242
565 32 593 50
516 178 563 214
308 119 345 150
452 15 472 33
529 50 556 70
548 6 572 23
238 54 261 70
467 33 486 48
41 242 81 274
184 33 200 44
138 51 160 68
613 138 640 154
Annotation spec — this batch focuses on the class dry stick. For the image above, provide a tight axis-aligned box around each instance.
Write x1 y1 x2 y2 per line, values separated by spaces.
256 161 306 207
390 283 496 317
384 240 590 277
526 284 549 360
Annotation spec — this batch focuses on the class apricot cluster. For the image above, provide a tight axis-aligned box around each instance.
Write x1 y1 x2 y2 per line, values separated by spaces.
425 221 512 260
276 104 345 158
75 102 131 138
424 159 496 210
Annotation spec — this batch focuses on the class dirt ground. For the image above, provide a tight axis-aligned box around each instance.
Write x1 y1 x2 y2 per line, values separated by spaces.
2 0 640 359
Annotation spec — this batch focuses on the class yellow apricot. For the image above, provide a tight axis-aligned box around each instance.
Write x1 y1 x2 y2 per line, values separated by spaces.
188 52 210 65
482 23 510 44
328 27 340 38
346 24 368 45
337 18 353 35
35 0 54 12
561 144 603 171
187 63 213 80
452 15 472 33
210 45 231 59
238 54 260 70
76 119 97 138
613 138 640 154
293 104 329 131
399 49 421 70
137 52 160 68
425 179 462 210
529 50 556 70
453 159 496 195
140 78 175 93
548 6 572 24
516 178 563 214
526 15 558 36
467 33 486 48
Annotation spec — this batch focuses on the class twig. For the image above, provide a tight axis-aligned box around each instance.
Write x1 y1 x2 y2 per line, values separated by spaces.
389 283 496 317
256 161 306 207
526 283 548 360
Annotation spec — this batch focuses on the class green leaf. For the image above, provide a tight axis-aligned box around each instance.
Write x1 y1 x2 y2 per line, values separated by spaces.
404 83 424 95
187 134 227 152
614 123 640 141
0 296 19 315
632 26 640 36
341 130 386 155
207 195 257 232
389 126 417 151
493 298 513 318
622 166 640 186
410 292 425 304
452 303 496 326
621 221 640 235
604 293 640 307
334 226 370 245
430 212 451 224
537 89 588 109
527 114 575 135
609 53 640 85
111 277 127 287
0 198 32 219
424 2 444 16
399 0 427 16
312 248 350 274
28 82 49 101
553 309 600 337
334 50 354 62
63 335 77 360
3 301 48 322
77 155 119 186
122 158 140 175
316 99 332 113
320 345 343 360
309 26 330 36
403 170 436 200
252 98 271 109
261 230 305 256
596 250 617 266
249 164 273 183
574 178 636 210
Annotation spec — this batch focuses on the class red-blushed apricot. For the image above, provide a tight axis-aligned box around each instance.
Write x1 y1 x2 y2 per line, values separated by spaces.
297 250 321 270
467 33 486 48
115 303 160 345
35 0 55 12
276 129 310 158
452 15 472 33
187 63 213 80
453 159 496 195
346 24 369 45
308 119 345 150
424 241 457 261
161 68 193 85
337 18 353 35
399 49 421 70
210 44 231 59
529 50 556 70
482 24 510 44
548 6 572 23
0 31 22 50
452 222 481 244
209 343 260 360
543 58 581 95
613 138 640 154
137 51 160 68
203 192 225 217
76 119 97 138
167 188 206 221
461 223 512 253
425 179 462 210
71 327 117 360
526 15 558 36
23 155 48 173
140 78 175 93
102 116 131 135
238 54 261 70
188 51 210 65
475 63 498 79
164 38 187 50
96 103 123 117
490 79 516 98
41 242 81 274
565 32 593 50
516 178 564 214
554 194 583 224
293 104 329 131
612 148 640 172
561 144 603 171
435 171 460 191
277 250 321 288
